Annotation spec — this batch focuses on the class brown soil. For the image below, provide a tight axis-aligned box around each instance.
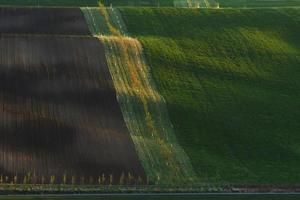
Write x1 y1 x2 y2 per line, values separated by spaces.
0 35 146 185
0 7 90 35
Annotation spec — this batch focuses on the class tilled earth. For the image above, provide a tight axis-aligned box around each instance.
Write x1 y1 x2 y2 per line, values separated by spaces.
0 7 91 35
0 7 145 185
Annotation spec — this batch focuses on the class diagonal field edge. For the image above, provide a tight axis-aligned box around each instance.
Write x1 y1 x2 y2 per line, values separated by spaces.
100 35 198 186
82 6 198 186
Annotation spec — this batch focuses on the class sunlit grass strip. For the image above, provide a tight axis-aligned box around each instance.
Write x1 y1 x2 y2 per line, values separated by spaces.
81 7 126 36
82 5 198 186
107 8 128 36
100 36 198 186
81 7 110 36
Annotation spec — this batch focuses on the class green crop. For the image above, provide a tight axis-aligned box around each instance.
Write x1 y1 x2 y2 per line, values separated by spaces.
120 7 300 185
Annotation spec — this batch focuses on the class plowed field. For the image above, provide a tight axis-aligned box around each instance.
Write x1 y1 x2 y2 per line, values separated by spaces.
0 7 90 35
0 7 145 185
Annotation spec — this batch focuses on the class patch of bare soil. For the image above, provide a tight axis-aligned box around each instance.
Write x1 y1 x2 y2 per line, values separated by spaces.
0 35 145 185
0 7 90 35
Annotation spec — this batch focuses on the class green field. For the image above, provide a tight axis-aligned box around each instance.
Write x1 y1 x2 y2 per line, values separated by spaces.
120 7 300 185
0 0 299 192
218 0 300 7
0 195 300 200
107 0 300 7
108 0 173 7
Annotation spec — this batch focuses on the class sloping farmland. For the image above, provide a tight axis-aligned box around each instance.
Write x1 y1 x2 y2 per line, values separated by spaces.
0 7 145 185
80 6 197 186
100 36 197 186
0 7 90 35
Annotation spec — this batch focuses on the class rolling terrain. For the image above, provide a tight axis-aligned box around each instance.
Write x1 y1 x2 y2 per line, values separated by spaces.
218 0 300 7
0 0 299 8
108 0 300 7
1 194 300 200
120 7 300 185
0 0 298 193
106 0 300 7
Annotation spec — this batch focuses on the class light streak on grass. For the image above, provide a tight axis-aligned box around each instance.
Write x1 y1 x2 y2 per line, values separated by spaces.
82 6 198 186
100 36 198 186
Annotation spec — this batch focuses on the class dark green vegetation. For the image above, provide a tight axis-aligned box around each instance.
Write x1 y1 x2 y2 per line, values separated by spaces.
0 0 100 7
0 195 300 200
105 0 300 7
218 0 300 7
120 7 300 185
107 0 173 7
104 0 216 7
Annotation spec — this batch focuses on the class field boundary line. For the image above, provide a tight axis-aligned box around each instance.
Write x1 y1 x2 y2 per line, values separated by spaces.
100 35 198 186
81 6 199 186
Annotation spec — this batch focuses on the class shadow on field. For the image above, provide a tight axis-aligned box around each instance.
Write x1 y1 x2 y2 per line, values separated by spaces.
0 35 146 185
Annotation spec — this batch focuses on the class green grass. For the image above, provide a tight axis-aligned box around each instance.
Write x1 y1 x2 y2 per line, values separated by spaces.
101 36 197 186
106 0 217 7
82 6 196 186
103 0 300 7
0 0 100 7
217 0 300 7
1 195 300 200
120 7 300 185
107 0 173 7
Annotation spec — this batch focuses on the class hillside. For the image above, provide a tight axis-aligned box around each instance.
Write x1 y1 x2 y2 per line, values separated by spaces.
120 7 300 185
218 0 300 7
0 1 299 193
0 6 147 185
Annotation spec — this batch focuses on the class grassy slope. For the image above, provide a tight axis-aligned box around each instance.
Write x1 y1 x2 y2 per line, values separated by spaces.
120 8 300 185
82 7 196 185
0 0 100 6
100 36 197 185
108 0 173 7
105 0 300 7
217 0 300 7
1 195 300 200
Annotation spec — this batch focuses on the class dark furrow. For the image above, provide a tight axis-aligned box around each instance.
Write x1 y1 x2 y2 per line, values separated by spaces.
0 35 146 185
0 7 91 35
